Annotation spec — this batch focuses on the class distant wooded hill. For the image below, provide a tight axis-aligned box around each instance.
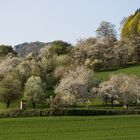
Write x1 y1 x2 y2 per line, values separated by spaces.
14 41 51 56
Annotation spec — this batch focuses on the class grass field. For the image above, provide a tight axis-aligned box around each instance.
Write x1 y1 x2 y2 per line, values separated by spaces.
0 115 140 140
96 65 140 81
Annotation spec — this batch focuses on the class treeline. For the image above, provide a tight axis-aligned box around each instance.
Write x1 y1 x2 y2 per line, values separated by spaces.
0 9 140 109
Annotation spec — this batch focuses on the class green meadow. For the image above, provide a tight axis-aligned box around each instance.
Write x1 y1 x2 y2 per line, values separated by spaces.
0 115 140 140
96 65 140 81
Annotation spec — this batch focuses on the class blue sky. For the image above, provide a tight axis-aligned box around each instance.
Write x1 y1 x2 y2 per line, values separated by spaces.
0 0 139 46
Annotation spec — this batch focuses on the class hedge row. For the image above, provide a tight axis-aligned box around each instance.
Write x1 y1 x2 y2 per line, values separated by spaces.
0 108 140 118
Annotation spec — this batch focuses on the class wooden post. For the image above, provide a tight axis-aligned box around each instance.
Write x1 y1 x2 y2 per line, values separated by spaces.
20 100 27 110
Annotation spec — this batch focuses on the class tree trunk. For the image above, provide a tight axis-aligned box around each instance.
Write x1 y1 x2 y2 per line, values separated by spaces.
105 99 108 106
133 102 136 106
111 99 114 109
103 99 108 106
32 102 35 109
7 101 10 108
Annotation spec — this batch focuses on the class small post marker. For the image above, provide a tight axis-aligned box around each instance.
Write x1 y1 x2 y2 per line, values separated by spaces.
20 100 27 110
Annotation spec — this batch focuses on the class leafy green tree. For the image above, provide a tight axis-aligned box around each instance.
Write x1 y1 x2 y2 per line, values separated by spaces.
50 40 72 55
55 55 71 67
24 76 47 108
121 9 140 62
0 75 22 108
0 45 16 58
121 9 140 38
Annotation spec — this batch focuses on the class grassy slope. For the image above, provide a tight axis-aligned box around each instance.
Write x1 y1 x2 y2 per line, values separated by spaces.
96 65 140 81
0 115 140 140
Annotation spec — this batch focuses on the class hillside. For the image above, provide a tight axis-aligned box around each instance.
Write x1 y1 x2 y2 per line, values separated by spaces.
0 64 139 109
96 64 140 81
14 41 50 56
